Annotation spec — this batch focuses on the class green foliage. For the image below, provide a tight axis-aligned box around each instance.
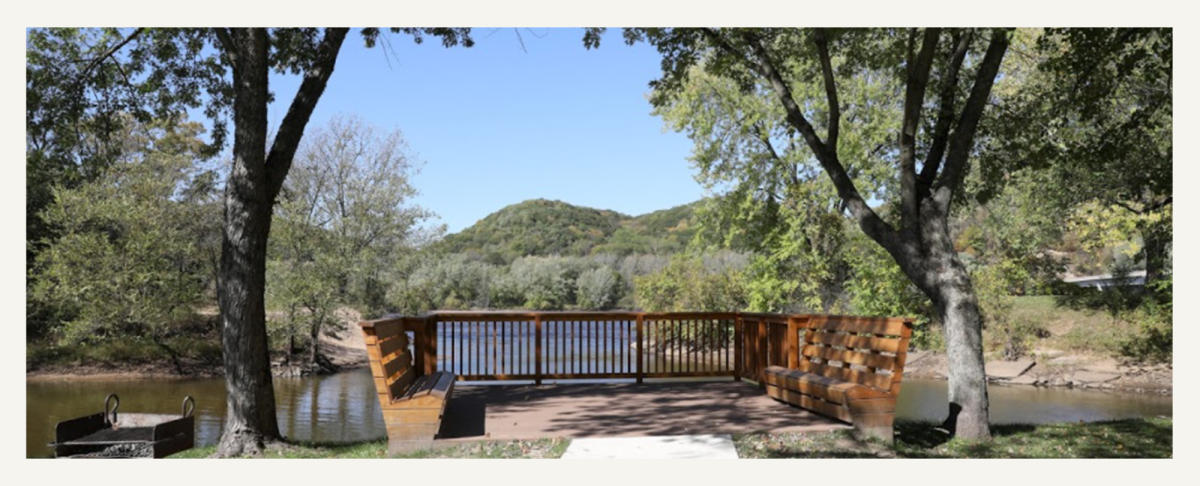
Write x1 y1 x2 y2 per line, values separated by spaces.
575 267 624 310
433 199 625 263
842 232 938 350
433 199 697 262
982 28 1172 287
268 116 432 364
490 256 585 310
634 252 748 312
29 119 220 346
973 261 1047 359
393 253 498 313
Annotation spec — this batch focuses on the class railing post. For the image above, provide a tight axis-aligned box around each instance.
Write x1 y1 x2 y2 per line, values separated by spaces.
407 318 425 378
757 319 767 385
733 314 743 381
424 316 437 375
786 316 800 369
636 314 644 384
534 314 543 385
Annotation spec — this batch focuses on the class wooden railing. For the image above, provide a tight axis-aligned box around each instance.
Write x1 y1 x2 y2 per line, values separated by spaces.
358 311 912 384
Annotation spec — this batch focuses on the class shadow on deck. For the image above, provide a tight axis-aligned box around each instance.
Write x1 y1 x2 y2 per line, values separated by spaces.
437 380 849 440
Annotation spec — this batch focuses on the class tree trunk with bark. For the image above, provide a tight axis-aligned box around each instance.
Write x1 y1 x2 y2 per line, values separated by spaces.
213 27 348 456
708 27 1010 439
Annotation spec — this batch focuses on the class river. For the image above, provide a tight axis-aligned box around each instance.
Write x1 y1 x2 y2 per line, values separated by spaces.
26 369 1171 457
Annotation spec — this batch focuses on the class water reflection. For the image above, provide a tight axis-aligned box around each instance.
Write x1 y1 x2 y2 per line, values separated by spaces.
26 369 385 458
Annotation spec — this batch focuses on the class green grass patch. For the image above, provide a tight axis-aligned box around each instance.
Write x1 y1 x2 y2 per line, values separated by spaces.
734 417 1172 458
172 438 570 459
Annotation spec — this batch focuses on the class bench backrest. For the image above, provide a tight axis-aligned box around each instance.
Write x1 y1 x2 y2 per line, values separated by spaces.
797 315 914 396
360 318 416 405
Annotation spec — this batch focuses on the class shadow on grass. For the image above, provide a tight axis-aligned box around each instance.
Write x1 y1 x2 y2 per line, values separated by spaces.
739 418 1171 459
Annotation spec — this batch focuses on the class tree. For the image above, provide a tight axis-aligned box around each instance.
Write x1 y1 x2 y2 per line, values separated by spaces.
269 116 433 371
982 28 1171 289
34 27 474 456
592 28 1011 438
30 119 220 372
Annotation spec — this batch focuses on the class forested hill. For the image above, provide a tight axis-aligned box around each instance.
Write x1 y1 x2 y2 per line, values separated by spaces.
431 199 699 262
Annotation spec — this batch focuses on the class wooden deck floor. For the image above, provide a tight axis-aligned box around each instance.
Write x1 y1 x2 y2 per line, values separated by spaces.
436 380 848 441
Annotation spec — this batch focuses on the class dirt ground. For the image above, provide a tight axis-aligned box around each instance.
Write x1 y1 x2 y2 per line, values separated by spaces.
904 349 1172 395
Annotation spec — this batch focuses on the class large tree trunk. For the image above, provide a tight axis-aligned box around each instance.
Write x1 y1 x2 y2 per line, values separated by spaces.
213 28 348 456
930 263 990 439
913 194 991 440
216 28 281 457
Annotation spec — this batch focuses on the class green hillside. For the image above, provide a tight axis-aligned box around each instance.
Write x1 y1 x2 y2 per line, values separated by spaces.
432 199 698 262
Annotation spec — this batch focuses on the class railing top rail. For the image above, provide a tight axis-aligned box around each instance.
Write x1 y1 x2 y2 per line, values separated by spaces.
362 310 916 326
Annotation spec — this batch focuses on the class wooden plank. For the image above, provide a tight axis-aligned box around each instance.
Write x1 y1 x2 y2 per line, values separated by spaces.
380 350 412 379
806 331 903 354
382 407 444 425
798 360 892 391
762 367 887 403
385 422 441 441
378 332 410 359
812 315 905 336
846 397 897 414
427 371 455 400
801 345 898 371
386 368 415 400
372 320 407 339
765 384 852 422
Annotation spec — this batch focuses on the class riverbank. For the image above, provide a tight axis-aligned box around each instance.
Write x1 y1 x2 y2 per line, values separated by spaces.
171 418 1171 458
904 349 1172 395
26 317 370 381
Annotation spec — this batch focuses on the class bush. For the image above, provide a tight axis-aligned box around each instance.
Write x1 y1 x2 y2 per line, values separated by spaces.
634 253 748 312
576 267 623 310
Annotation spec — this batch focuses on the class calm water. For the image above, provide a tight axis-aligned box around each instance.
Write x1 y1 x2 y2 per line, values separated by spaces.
26 369 1171 458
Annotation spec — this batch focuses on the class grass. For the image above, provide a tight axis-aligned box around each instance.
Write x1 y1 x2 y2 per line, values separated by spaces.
172 437 570 459
1005 295 1129 357
170 418 1169 459
734 417 1172 458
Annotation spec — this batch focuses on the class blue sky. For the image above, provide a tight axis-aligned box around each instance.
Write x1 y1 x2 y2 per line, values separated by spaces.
264 28 701 234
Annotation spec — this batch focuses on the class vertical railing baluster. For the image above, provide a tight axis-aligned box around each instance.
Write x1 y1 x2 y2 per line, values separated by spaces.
636 314 644 383
534 315 543 385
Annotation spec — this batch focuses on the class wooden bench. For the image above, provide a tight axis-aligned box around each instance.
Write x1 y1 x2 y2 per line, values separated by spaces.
360 318 455 454
763 315 913 442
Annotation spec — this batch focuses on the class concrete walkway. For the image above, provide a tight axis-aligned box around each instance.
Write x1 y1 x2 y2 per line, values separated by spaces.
562 434 738 459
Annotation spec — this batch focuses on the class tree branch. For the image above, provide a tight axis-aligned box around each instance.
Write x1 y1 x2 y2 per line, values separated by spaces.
213 28 236 57
899 28 940 232
918 29 973 190
265 28 350 198
935 29 1011 199
79 28 145 79
813 29 840 151
727 28 899 251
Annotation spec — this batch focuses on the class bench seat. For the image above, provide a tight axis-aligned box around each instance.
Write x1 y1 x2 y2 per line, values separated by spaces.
360 317 455 454
762 315 913 442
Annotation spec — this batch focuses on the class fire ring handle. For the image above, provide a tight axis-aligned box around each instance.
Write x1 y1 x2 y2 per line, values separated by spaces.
104 393 119 425
181 396 195 418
